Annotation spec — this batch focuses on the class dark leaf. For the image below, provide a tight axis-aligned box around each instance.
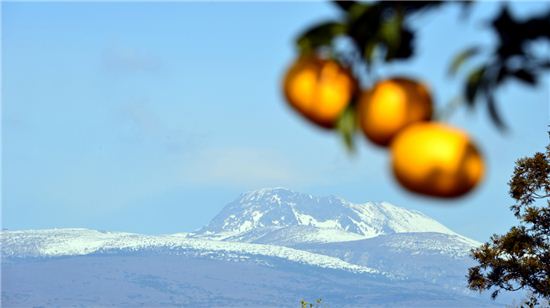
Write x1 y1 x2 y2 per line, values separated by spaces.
296 21 346 53
521 9 550 41
496 65 509 84
390 27 414 60
486 93 508 131
346 2 372 22
347 4 382 50
449 46 480 76
511 68 538 86
379 1 444 16
491 6 528 59
331 0 358 12
464 66 486 105
379 14 414 61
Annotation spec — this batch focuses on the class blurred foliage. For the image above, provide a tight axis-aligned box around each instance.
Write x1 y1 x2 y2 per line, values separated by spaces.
467 143 550 302
336 105 358 152
293 1 550 146
455 5 550 131
290 1 550 298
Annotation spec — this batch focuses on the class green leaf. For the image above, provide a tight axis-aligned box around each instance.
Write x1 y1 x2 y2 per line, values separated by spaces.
336 105 358 154
347 2 372 22
332 0 372 22
380 13 402 54
449 47 480 76
464 66 486 105
378 12 414 61
296 21 346 53
363 41 377 65
389 26 414 61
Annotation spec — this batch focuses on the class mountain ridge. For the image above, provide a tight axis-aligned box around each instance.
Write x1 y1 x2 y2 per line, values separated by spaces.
2 188 501 307
1 228 383 275
195 187 467 246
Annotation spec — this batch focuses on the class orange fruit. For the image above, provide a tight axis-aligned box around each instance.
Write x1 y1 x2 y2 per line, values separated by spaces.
358 77 433 146
390 122 484 198
282 56 356 129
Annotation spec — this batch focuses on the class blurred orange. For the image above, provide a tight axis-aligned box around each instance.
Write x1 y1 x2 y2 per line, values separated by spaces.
283 56 356 129
390 122 484 198
358 78 433 146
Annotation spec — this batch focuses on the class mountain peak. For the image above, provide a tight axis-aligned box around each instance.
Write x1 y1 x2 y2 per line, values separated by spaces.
242 187 295 195
196 188 456 244
238 187 347 206
239 187 312 203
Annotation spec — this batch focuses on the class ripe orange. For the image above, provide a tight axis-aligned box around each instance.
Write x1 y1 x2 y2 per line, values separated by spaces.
282 56 356 129
390 122 484 198
358 77 433 146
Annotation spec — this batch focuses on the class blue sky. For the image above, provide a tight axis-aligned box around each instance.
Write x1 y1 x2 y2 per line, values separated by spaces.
2 2 548 242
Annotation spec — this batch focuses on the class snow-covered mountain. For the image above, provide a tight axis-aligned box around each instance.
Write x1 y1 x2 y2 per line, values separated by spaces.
196 187 461 245
190 188 483 295
1 228 378 274
2 188 509 307
1 229 499 307
295 232 480 290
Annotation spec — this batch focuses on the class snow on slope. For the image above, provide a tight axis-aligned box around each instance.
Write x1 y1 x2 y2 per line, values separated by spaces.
0 228 379 275
295 232 481 289
196 188 458 244
368 232 480 257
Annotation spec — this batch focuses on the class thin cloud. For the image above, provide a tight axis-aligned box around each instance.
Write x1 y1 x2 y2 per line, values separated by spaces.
102 45 161 73
116 99 207 154
181 147 319 188
118 99 162 138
